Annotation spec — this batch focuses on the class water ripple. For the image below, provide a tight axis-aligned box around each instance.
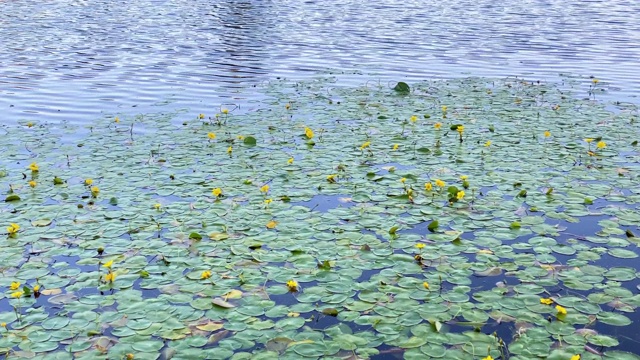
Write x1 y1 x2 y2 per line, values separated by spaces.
1 0 639 125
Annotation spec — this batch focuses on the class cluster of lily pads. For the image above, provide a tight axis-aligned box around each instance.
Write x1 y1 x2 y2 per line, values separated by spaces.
1 76 639 359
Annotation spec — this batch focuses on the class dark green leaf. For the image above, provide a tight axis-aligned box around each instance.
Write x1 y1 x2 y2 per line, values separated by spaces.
243 136 257 146
393 82 410 93
4 194 20 202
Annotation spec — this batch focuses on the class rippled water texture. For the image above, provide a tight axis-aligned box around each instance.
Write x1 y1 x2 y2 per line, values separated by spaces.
1 0 640 125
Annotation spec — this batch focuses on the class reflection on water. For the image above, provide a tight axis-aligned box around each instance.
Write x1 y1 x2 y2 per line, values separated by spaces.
1 0 640 126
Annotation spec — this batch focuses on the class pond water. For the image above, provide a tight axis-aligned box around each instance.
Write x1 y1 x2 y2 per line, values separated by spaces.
1 0 640 127
2 1 640 360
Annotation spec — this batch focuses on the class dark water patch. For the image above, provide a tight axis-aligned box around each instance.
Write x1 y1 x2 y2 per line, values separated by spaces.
292 194 356 213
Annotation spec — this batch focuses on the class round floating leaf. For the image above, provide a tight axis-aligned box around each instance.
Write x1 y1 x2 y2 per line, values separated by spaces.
588 335 619 347
399 336 427 349
608 248 638 259
290 342 327 357
598 312 632 326
42 316 70 330
131 340 164 352
604 351 640 360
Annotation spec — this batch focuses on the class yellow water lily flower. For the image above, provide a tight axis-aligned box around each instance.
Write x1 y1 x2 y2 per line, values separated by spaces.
400 178 406 183
237 135 244 140
482 356 493 360
207 132 216 140
154 203 162 210
456 125 464 134
33 284 40 292
441 105 447 112
227 146 233 154
221 108 229 114
304 127 314 139
360 141 371 150
212 188 222 197
199 113 205 119
392 144 399 151
266 220 278 229
7 223 20 235
415 243 425 249
434 122 442 129
85 178 93 186
540 298 553 305
460 175 468 180
1 322 6 327
410 115 418 123
327 174 337 183
10 281 20 290
555 305 567 315
423 282 429 290
596 140 606 149
260 184 269 193
287 157 294 164
570 355 581 360
264 198 273 205
115 117 120 123
592 79 599 84
286 279 298 291
91 186 100 197
456 190 465 200
425 182 433 191
28 180 36 188
544 130 551 137
26 122 34 128
435 179 445 188
103 260 114 269
29 162 39 172
11 291 23 299
104 272 116 283
484 140 492 147
584 138 594 143
201 270 212 280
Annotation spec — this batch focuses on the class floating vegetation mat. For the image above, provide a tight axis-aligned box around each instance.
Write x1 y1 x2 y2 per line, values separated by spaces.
2 76 640 360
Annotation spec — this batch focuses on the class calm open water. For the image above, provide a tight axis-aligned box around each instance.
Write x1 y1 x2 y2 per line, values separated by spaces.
1 0 640 126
